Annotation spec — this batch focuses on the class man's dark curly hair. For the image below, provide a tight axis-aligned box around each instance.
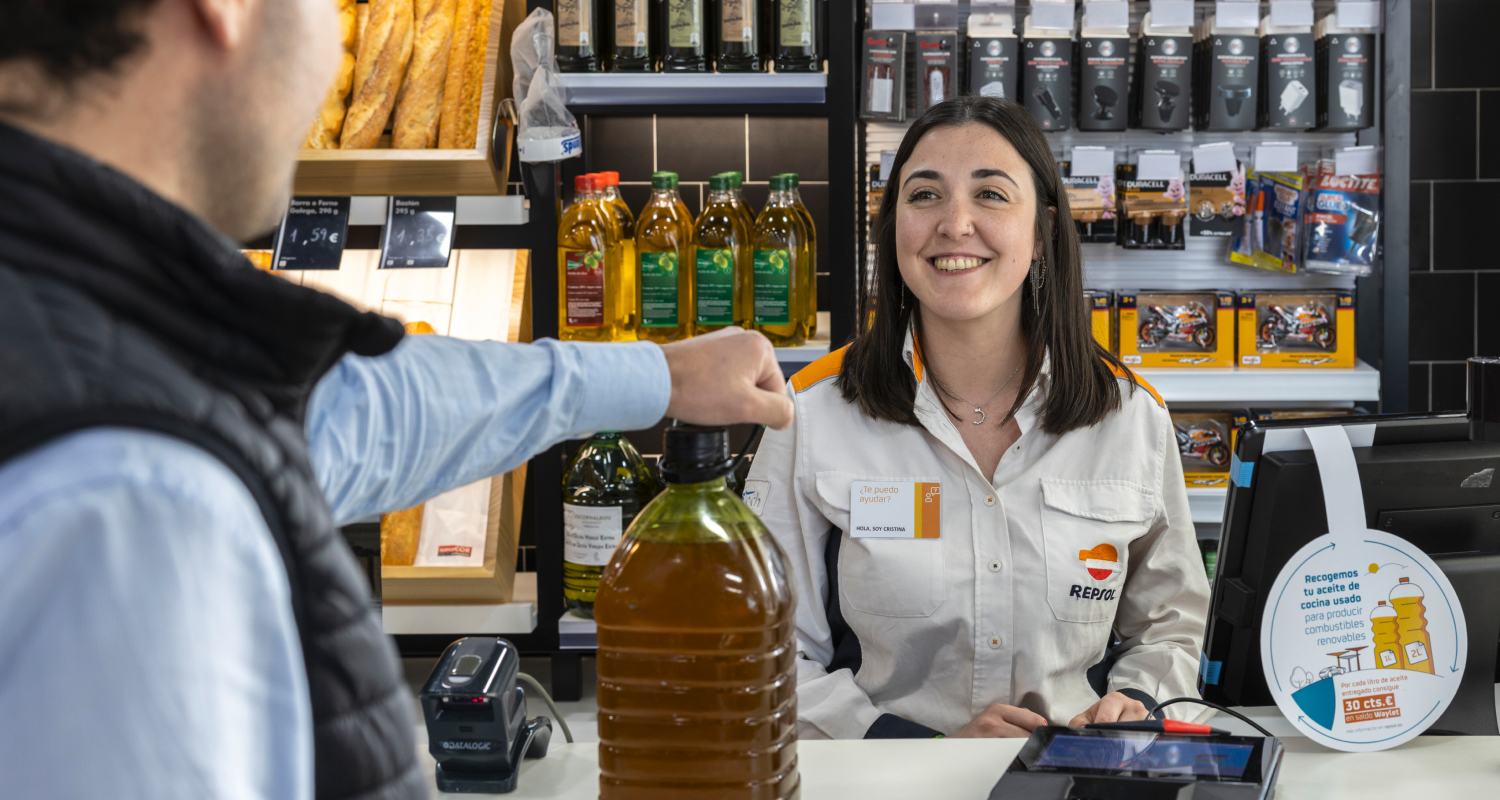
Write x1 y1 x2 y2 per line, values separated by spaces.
0 1 161 106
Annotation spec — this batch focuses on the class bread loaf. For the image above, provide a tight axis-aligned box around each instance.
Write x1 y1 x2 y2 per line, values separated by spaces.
303 0 358 149
341 0 416 149
437 0 492 149
392 0 458 148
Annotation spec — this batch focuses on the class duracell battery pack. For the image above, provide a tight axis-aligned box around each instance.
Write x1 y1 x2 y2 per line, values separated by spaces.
1021 14 1075 131
1195 15 1259 131
860 30 907 122
914 31 960 115
1133 13 1192 132
1315 16 1375 132
967 12 1019 103
1260 18 1317 130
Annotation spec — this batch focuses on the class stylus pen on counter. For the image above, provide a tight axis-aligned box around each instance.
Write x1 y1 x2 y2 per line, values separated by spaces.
1084 719 1230 736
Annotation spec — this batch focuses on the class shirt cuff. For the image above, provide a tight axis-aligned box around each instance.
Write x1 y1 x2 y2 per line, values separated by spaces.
561 340 671 434
864 713 944 739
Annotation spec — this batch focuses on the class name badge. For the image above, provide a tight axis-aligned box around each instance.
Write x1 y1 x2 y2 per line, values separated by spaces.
849 480 941 539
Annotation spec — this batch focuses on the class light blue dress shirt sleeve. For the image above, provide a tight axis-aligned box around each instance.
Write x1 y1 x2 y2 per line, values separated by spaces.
307 335 671 524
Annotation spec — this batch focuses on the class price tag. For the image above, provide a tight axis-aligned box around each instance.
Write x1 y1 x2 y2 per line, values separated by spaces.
1083 1 1129 31
1216 0 1261 29
1137 150 1183 181
1071 146 1115 178
1149 0 1194 29
380 196 457 269
272 197 350 271
1193 142 1239 175
1269 0 1314 28
1334 146 1380 176
1336 0 1382 31
1032 0 1076 31
1254 142 1300 173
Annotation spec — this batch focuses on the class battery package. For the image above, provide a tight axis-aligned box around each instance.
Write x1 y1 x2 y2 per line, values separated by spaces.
1229 170 1304 273
1116 163 1188 251
1194 14 1259 130
1237 290 1355 368
861 31 908 121
967 11 1019 102
914 31 960 115
1077 6 1129 131
1118 290 1236 368
1084 289 1116 354
1315 17 1375 131
1301 160 1381 277
1260 17 1317 130
1133 13 1193 131
1172 411 1237 488
1188 162 1247 238
1021 13 1075 131
1061 161 1117 243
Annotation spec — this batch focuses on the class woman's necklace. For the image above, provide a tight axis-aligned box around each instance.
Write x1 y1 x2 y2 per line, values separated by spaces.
933 364 1022 426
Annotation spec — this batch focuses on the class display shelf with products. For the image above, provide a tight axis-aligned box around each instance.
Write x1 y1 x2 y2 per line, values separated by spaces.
1189 487 1228 527
1139 360 1380 404
560 72 827 107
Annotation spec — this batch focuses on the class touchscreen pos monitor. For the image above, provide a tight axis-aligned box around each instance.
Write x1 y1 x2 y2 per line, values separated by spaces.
1200 412 1500 735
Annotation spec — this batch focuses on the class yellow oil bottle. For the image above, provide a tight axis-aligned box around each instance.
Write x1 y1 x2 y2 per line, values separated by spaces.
723 171 756 324
1370 600 1401 670
559 174 628 341
1390 577 1435 673
752 175 811 346
634 171 694 342
693 174 750 332
780 172 819 339
599 171 639 338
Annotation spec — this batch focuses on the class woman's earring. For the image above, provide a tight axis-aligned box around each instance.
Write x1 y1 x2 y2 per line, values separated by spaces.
1029 257 1047 314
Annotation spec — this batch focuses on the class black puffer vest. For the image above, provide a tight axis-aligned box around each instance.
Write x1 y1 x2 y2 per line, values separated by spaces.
0 122 422 798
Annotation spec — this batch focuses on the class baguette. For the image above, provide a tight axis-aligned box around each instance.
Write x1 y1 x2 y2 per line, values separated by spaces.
303 0 358 149
341 0 416 149
437 0 491 149
392 0 458 148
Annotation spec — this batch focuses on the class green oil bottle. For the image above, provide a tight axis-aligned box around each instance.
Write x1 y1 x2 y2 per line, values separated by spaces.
693 173 750 332
635 171 694 342
752 174 811 346
561 432 659 618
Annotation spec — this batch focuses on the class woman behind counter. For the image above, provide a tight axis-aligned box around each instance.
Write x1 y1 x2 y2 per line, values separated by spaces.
744 96 1210 739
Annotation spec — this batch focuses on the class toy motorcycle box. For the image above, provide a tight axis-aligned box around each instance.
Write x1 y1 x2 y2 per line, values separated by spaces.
1171 411 1238 488
1237 290 1355 368
1085 289 1115 354
1118 290 1236 368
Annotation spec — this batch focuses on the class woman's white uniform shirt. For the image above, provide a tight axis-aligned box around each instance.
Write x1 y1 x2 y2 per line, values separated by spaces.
743 330 1211 739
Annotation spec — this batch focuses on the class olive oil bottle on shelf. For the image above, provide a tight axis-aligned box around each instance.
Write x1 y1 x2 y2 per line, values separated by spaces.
556 0 599 72
752 175 811 346
562 432 659 618
558 174 628 341
722 171 757 326
635 171 695 342
610 0 654 71
661 0 709 72
716 0 762 72
692 174 750 333
597 171 639 337
774 0 820 72
780 172 818 338
595 425 800 799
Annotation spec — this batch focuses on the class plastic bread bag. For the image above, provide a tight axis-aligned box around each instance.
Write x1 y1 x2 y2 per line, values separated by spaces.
511 8 581 162
1301 160 1381 278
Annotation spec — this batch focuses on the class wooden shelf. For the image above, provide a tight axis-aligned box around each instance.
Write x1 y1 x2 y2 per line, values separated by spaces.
380 573 537 635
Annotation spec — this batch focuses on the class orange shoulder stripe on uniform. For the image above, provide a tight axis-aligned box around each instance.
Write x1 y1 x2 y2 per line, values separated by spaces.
1104 359 1166 409
791 345 850 393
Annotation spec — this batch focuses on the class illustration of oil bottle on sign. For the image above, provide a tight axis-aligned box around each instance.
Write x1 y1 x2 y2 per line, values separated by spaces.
1390 577 1435 674
634 171 695 342
561 432 659 618
597 171 639 337
752 174 813 346
558 174 628 341
1370 600 1401 670
693 173 751 333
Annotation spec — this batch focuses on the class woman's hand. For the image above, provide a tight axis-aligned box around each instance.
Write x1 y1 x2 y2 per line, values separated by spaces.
1068 692 1151 728
952 704 1049 738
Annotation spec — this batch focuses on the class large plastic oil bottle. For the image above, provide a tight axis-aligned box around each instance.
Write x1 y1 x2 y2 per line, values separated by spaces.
751 175 810 346
1370 600 1401 670
561 432 659 618
780 172 819 339
599 171 639 338
1390 577 1435 673
634 171 695 343
595 426 800 800
693 174 750 333
558 174 627 341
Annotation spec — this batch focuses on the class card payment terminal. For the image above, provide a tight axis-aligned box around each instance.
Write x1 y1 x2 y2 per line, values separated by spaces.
990 726 1282 799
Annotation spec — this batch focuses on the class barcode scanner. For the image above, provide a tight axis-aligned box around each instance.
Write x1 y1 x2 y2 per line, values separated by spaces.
421 637 553 793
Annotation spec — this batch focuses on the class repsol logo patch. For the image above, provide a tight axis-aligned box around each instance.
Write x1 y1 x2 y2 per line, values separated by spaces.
1069 585 1118 601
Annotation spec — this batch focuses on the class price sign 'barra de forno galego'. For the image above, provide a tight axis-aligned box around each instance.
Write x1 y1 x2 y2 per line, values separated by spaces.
381 196 457 269
272 197 350 270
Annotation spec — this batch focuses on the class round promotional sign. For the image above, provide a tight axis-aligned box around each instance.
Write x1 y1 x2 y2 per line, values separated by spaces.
1260 528 1467 751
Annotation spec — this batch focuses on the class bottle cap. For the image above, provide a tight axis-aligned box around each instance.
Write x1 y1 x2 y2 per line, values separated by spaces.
769 174 790 191
659 425 734 483
726 171 745 188
709 174 733 191
600 171 621 186
651 171 679 189
574 174 596 192
779 172 801 187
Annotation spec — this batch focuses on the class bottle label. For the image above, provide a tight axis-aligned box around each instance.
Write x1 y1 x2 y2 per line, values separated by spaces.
640 250 680 327
753 248 791 324
668 0 703 49
563 503 623 567
695 247 735 325
558 0 591 48
616 0 648 49
721 0 754 44
780 0 814 48
564 250 605 327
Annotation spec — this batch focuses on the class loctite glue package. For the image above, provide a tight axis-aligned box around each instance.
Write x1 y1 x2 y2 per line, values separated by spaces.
1301 160 1381 278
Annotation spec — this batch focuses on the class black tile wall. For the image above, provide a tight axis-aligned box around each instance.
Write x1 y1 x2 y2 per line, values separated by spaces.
1433 0 1500 89
1431 182 1498 269
1483 91 1500 179
1431 363 1469 411
1478 273 1500 356
1409 363 1432 413
1412 0 1432 90
748 118 830 181
1410 272 1475 361
585 116 655 181
1411 91 1475 180
654 116 748 181
1411 181 1430 272
799 183 831 278
615 184 653 218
